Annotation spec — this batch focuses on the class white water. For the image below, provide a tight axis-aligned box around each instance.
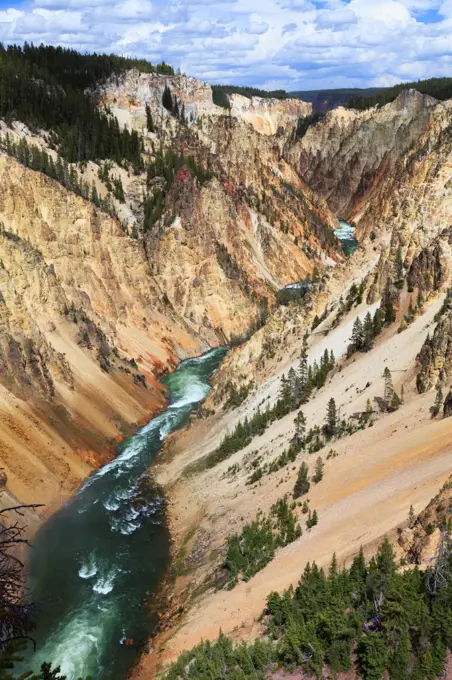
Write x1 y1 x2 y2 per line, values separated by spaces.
23 347 227 680
334 219 356 240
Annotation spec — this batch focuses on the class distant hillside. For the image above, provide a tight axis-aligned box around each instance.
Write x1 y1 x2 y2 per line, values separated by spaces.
212 77 452 114
211 84 288 109
290 88 385 112
346 77 452 110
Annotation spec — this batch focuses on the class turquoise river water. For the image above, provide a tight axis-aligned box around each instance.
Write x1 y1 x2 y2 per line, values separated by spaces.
23 347 227 680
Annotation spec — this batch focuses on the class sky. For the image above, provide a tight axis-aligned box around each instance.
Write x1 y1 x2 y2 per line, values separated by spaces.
0 0 451 90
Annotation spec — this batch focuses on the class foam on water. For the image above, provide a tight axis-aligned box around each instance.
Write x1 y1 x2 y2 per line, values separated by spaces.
30 603 115 680
334 219 356 239
78 555 98 580
169 381 207 408
103 498 120 511
93 570 117 595
334 219 358 256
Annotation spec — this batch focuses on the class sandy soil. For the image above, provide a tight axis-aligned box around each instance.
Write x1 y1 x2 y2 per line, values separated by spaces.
132 290 452 678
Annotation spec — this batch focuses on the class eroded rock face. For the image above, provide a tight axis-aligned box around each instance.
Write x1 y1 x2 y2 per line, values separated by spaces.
289 90 439 221
417 307 452 393
399 476 452 565
97 70 311 135
208 92 452 398
228 94 311 135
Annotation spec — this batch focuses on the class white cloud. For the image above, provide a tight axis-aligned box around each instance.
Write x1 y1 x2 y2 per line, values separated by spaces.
316 8 357 26
0 0 449 90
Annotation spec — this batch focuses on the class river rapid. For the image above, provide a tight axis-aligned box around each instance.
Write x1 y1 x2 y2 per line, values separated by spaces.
334 219 358 256
23 347 227 680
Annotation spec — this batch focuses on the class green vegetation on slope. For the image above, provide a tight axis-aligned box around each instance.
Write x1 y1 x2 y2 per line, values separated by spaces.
143 149 213 231
347 77 452 110
211 84 288 109
0 134 122 223
163 536 452 680
222 497 302 589
197 342 335 471
0 44 173 166
290 87 385 112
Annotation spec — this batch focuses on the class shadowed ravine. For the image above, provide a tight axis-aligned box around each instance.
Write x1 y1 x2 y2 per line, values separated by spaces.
22 347 227 680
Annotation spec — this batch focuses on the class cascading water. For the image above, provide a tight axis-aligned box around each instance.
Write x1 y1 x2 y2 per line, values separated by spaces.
334 219 358 256
22 347 227 680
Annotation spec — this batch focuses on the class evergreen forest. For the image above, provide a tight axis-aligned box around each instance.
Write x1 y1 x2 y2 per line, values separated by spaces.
0 44 173 166
163 537 452 680
347 77 452 110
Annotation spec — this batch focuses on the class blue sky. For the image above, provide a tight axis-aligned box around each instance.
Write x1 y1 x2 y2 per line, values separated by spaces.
0 0 451 90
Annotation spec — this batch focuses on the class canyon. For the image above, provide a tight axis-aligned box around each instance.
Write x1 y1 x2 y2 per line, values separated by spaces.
0 53 451 680
0 72 336 515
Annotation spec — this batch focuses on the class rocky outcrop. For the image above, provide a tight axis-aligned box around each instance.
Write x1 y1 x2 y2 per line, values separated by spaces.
97 70 311 136
228 94 311 135
417 303 452 393
398 476 452 565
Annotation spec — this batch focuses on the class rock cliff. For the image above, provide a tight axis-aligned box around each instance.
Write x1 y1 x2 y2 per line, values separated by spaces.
417 301 452 393
288 89 439 223
97 70 311 135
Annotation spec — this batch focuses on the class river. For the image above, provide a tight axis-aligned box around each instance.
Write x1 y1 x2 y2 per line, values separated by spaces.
334 219 358 256
22 347 227 680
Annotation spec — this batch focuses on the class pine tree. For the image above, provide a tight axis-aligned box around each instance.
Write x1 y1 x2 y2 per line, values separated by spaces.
362 311 374 351
313 456 324 483
90 182 100 207
407 296 415 322
329 552 338 578
292 410 306 446
383 290 397 325
298 335 310 402
417 288 424 311
112 176 125 203
162 85 173 112
356 282 364 304
287 367 298 405
348 317 364 356
145 104 154 132
293 462 310 498
395 246 404 289
383 367 394 409
279 374 291 404
390 391 401 411
373 307 384 336
408 504 415 527
432 386 444 417
325 398 338 438
307 509 318 528
366 398 373 415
